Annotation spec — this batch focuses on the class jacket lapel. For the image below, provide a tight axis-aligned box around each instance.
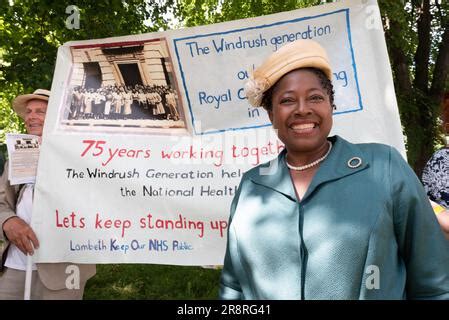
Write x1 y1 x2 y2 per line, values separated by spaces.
249 150 297 202
302 136 369 201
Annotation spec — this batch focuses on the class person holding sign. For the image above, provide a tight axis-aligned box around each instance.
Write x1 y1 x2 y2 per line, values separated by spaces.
219 40 449 299
0 89 96 299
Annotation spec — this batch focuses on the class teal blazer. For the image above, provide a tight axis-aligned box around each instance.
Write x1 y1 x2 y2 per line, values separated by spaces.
219 136 449 299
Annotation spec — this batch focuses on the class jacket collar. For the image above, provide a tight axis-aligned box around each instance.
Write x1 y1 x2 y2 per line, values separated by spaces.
249 136 369 202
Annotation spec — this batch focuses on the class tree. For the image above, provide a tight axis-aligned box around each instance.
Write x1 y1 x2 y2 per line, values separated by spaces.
380 0 449 176
175 0 327 26
175 0 449 175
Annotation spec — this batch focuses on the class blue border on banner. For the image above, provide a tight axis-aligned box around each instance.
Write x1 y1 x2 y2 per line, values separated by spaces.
173 8 363 135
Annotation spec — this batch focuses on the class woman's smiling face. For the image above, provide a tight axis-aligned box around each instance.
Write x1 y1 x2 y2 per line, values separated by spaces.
268 68 333 154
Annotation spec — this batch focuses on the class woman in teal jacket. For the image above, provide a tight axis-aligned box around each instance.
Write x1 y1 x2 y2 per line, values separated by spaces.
219 39 449 300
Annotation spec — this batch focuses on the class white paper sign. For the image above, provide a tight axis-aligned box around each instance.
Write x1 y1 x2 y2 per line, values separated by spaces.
6 133 40 185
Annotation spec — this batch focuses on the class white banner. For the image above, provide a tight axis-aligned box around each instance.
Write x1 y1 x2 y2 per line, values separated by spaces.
32 0 404 265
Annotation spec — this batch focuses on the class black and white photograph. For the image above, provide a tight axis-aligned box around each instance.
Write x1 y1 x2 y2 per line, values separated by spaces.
59 38 186 133
14 137 39 150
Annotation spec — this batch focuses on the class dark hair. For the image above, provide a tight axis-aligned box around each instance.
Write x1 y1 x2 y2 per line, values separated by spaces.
261 67 336 112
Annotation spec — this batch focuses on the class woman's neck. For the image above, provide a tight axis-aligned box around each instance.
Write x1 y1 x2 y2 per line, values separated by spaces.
286 140 331 168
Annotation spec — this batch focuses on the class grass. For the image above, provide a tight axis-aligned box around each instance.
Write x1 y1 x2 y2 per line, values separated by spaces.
83 264 222 299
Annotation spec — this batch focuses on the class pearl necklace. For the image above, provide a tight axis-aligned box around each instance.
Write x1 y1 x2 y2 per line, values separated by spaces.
286 141 332 171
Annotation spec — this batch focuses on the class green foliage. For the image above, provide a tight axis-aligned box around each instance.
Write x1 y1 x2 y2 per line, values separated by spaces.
0 85 25 143
176 0 326 26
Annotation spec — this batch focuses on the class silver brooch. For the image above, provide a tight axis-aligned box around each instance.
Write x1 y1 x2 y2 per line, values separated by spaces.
347 157 362 168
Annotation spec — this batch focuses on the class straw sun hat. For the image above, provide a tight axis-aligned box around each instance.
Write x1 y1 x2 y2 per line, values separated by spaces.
12 89 50 119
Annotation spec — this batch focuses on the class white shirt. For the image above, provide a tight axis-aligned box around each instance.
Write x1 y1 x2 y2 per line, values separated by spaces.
5 184 37 271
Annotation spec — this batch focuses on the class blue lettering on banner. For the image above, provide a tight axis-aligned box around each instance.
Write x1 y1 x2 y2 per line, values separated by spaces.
198 89 232 109
69 238 196 253
148 239 169 251
70 239 150 253
211 34 268 53
334 70 348 87
70 239 107 251
269 24 332 51
185 41 210 57
237 88 246 100
130 239 146 250
110 239 130 254
172 240 193 251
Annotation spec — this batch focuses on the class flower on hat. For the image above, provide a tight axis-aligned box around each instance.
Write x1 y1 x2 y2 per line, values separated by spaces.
244 76 270 108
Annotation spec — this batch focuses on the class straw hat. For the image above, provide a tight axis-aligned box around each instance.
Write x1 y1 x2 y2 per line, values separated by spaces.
244 40 332 107
12 89 50 119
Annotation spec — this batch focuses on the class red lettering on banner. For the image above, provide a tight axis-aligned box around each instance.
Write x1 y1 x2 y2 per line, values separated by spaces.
102 148 151 166
55 209 85 228
139 213 205 238
80 140 151 167
95 213 131 237
160 145 224 167
231 140 284 165
210 220 228 237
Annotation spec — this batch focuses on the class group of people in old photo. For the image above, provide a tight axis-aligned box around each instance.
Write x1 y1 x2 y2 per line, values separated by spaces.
68 84 180 122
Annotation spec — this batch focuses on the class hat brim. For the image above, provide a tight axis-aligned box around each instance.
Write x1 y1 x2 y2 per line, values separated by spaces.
12 94 49 119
